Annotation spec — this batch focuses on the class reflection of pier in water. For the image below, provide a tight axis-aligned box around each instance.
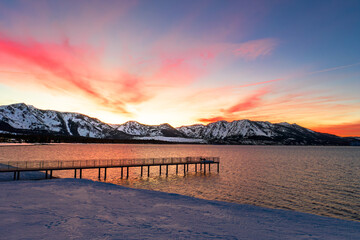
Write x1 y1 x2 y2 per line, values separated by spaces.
0 156 220 180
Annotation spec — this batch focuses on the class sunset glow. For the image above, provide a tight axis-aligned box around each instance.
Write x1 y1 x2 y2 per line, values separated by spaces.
0 0 359 136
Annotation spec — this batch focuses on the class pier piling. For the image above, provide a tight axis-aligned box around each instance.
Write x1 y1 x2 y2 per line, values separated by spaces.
1 156 219 181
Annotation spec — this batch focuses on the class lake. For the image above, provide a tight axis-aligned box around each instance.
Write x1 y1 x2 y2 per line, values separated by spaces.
0 144 359 222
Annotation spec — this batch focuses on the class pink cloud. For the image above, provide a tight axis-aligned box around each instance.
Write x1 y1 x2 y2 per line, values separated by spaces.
223 88 270 114
0 33 150 114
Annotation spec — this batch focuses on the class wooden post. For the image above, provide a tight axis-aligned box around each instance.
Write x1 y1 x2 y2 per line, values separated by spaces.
45 170 48 179
104 168 107 180
17 171 20 180
148 166 150 177
209 163 211 172
50 170 53 179
166 165 168 176
121 167 123 179
74 169 77 178
13 171 16 180
217 162 219 173
79 169 82 179
141 166 143 177
98 168 101 179
200 163 202 170
126 167 129 179
195 164 197 172
176 164 178 174
183 164 186 175
204 164 206 174
159 165 162 175
187 164 189 172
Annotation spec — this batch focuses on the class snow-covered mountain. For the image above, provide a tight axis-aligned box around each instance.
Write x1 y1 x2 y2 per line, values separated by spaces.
112 121 185 138
177 120 348 145
0 103 128 139
0 103 357 145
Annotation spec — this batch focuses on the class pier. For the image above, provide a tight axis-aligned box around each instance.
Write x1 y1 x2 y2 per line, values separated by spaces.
0 156 220 180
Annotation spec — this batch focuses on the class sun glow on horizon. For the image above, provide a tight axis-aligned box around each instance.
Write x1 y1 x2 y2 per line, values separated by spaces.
0 0 359 136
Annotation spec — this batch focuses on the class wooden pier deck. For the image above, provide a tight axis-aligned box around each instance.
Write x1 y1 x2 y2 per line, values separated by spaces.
0 156 220 180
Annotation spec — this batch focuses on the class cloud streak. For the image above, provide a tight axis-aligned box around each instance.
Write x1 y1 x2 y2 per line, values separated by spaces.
234 38 278 60
223 88 270 114
0 34 147 114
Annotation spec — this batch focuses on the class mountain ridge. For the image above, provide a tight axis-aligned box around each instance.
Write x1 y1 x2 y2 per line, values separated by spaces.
0 103 358 145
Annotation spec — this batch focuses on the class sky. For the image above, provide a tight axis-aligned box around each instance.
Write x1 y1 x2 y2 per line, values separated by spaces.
0 0 359 136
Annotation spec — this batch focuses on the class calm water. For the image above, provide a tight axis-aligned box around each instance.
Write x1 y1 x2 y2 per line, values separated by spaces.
1 144 359 222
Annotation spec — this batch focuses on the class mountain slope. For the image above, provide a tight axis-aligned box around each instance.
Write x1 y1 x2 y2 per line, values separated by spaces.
177 120 350 145
0 103 128 139
112 121 185 138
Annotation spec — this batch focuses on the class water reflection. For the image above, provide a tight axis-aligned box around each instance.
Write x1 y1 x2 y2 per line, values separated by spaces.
0 144 359 222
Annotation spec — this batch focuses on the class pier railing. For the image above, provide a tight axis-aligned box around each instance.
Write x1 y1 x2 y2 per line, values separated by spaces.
0 156 219 172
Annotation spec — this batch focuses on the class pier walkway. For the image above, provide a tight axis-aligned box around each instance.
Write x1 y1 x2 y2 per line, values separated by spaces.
0 156 220 180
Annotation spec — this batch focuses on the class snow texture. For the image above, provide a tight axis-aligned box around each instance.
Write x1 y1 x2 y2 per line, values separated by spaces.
133 136 206 143
0 103 355 145
0 179 359 240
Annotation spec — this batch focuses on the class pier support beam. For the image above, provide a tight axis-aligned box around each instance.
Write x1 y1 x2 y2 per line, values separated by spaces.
79 169 82 179
148 166 150 177
13 171 16 180
204 164 206 174
104 168 107 180
121 167 123 179
45 170 48 179
98 168 101 179
50 170 53 179
74 169 77 178
166 165 168 176
141 166 143 177
209 164 211 172
217 162 219 173
183 164 186 175
17 171 20 180
176 164 178 174
187 164 189 172
126 167 129 179
195 164 197 172
159 165 162 176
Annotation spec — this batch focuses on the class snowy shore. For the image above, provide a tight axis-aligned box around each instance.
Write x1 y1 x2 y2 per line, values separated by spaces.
0 179 359 239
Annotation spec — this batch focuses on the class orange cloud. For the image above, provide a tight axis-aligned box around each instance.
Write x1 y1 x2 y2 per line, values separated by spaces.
198 116 228 123
312 121 360 137
197 87 271 124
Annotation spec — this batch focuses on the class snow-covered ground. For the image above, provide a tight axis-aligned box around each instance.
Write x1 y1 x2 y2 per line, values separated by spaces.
134 136 206 143
0 179 358 239
0 143 36 146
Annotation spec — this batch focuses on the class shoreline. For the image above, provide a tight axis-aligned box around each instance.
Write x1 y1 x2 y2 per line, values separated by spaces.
0 178 359 239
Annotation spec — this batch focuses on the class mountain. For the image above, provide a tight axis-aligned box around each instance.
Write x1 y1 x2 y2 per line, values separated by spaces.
0 103 358 145
112 121 185 138
0 103 128 139
177 120 351 145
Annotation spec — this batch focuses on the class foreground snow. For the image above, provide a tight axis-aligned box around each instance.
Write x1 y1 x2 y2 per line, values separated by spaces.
0 179 358 239
133 136 206 143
